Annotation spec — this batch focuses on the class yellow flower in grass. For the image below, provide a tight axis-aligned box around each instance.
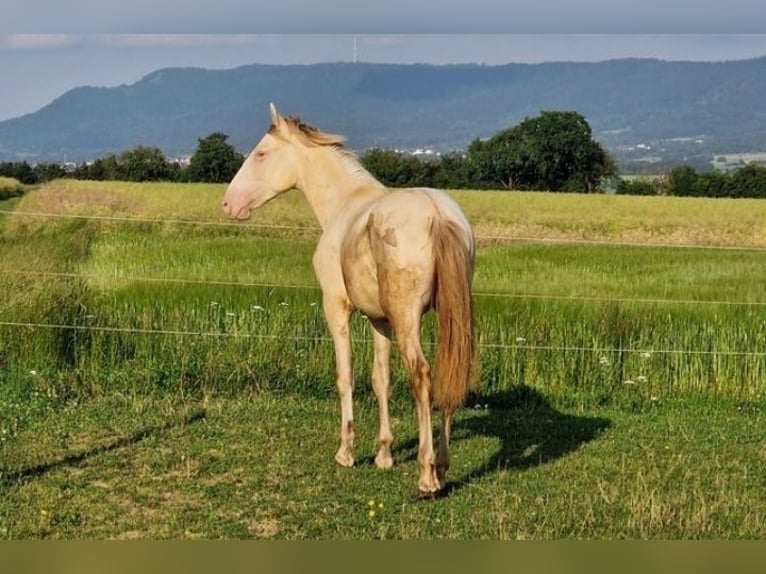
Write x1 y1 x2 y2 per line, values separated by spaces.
366 498 382 518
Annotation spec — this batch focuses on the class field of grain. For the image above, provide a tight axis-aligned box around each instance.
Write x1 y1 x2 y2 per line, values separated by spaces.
2 180 766 538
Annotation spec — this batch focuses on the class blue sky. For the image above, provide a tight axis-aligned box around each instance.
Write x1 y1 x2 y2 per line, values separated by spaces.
2 32 766 121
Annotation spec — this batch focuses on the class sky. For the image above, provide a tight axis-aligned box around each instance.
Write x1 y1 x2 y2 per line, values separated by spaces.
2 32 766 121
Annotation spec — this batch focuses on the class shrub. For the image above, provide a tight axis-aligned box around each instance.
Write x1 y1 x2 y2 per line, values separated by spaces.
615 178 659 196
0 177 25 200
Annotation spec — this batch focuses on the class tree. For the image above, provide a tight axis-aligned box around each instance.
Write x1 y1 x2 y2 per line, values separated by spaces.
0 161 37 185
33 162 67 182
432 152 472 190
186 132 243 183
467 111 616 192
118 146 174 182
695 170 729 198
665 165 699 196
88 155 120 181
728 164 766 199
616 178 659 196
360 148 440 188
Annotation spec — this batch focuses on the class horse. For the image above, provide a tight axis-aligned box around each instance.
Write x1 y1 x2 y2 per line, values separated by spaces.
222 104 475 496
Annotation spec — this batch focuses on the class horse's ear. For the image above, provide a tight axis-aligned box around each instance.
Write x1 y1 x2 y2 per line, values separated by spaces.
269 103 284 130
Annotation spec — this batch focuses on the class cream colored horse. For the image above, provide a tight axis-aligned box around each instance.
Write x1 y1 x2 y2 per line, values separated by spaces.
222 104 475 495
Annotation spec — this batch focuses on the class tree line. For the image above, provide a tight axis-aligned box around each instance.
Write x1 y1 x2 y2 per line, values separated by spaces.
617 164 766 199
0 132 244 186
3 111 766 199
0 113 618 192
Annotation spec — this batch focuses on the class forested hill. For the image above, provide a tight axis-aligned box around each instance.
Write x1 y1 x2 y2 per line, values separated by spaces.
2 57 766 163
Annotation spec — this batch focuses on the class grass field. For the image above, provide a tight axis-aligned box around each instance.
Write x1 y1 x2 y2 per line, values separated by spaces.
2 180 766 538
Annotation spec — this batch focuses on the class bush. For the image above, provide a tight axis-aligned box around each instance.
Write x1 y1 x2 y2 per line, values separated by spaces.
616 178 659 196
0 177 25 200
0 161 37 185
665 165 699 196
661 164 766 199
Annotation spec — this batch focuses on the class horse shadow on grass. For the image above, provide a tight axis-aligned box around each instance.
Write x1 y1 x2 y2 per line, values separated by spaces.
0 409 206 487
362 385 612 498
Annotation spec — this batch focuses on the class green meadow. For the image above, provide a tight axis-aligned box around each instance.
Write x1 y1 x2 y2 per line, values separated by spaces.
1 180 766 538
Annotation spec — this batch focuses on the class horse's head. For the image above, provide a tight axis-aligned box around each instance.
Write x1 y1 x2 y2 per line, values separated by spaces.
222 103 301 220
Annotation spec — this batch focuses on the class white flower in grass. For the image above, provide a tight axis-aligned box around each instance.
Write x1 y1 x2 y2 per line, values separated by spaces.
637 375 648 383
209 301 219 307
515 337 526 343
279 302 289 307
599 356 610 366
640 352 652 359
226 312 236 318
623 379 636 385
29 370 37 376
252 305 265 312
310 302 319 307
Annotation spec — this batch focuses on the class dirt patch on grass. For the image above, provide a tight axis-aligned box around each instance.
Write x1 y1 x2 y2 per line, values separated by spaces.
246 517 281 538
19 181 141 216
5 181 142 234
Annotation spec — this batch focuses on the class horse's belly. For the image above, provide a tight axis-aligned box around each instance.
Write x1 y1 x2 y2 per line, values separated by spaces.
343 261 385 319
341 237 385 320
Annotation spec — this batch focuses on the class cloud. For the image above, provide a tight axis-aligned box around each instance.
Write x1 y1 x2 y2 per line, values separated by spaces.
96 34 265 48
0 34 81 49
0 34 273 50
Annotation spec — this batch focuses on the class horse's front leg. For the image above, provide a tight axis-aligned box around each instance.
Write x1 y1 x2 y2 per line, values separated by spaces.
324 295 355 467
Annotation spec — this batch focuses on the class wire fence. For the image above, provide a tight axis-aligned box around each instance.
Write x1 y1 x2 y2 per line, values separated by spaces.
2 206 766 359
2 267 766 308
4 207 766 252
2 319 766 357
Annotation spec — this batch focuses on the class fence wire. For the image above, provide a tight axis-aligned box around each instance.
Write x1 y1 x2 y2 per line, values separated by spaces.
2 319 766 358
2 206 766 359
4 207 766 252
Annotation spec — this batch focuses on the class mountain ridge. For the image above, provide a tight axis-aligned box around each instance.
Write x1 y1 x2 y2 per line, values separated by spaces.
2 57 766 164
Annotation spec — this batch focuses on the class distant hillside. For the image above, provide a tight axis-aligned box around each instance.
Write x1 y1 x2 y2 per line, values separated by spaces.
2 58 766 166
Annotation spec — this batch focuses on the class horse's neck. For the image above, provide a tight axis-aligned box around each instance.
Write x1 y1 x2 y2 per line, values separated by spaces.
297 149 386 229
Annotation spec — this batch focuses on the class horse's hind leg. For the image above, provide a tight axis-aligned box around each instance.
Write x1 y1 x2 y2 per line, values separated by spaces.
391 313 441 495
370 319 394 469
436 409 453 486
323 295 355 467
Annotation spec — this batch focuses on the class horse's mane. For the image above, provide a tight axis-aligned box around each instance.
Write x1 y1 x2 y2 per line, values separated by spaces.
271 116 347 148
272 115 381 186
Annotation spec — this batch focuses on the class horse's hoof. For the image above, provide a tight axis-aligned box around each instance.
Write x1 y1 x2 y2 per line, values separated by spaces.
334 451 354 467
414 487 444 501
374 453 393 470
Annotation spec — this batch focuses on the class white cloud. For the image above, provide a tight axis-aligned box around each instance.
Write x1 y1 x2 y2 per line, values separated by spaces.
0 34 81 49
0 34 271 51
96 34 265 48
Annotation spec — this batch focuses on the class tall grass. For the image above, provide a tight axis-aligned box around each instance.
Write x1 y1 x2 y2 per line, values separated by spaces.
2 180 766 418
5 181 766 540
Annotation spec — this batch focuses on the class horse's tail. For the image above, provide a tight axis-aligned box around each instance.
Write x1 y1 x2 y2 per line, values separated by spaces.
431 217 475 413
